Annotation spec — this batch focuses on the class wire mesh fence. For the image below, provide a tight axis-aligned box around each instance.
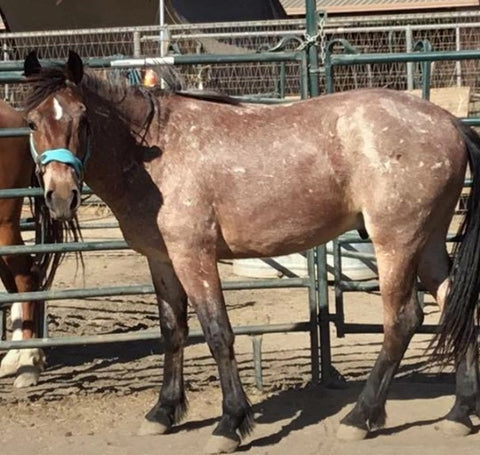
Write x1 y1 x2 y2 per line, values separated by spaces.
2 12 480 107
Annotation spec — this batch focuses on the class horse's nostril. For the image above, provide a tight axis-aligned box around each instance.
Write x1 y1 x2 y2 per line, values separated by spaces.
70 189 79 210
45 190 53 204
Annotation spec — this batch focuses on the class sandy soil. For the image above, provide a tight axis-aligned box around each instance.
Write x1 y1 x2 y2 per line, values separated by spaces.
1 207 479 455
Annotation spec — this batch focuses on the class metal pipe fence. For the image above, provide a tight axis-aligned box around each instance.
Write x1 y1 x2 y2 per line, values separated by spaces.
2 13 480 105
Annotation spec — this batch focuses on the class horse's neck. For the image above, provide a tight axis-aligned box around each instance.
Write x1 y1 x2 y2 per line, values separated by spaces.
83 89 157 211
82 78 156 137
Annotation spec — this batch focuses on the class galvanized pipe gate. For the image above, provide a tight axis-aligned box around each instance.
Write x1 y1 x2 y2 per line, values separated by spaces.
1 0 479 388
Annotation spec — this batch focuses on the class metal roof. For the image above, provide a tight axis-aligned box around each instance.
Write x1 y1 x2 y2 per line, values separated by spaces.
280 0 480 15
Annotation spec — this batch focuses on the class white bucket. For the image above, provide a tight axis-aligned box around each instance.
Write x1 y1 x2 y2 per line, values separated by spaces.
232 232 377 281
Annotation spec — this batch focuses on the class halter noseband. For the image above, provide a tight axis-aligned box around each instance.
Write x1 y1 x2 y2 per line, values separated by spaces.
29 133 89 181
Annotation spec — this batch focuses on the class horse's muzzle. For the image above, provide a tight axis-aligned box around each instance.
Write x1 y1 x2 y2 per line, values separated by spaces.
42 162 81 221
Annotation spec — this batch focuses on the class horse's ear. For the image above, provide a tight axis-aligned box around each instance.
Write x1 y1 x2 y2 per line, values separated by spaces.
24 51 42 77
66 50 84 84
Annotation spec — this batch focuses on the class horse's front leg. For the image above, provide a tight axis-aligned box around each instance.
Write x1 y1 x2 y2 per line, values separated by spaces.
0 248 46 388
139 256 189 436
170 246 253 454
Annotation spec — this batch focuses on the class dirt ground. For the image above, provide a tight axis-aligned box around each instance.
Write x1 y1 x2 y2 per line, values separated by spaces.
1 207 480 455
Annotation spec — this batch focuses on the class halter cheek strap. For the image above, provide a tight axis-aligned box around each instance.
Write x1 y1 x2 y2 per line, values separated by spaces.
29 134 85 180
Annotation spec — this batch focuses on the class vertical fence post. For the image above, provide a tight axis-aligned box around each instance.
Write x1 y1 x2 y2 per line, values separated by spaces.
133 31 141 57
0 305 5 341
305 0 319 97
316 245 331 384
406 25 414 90
2 43 9 101
307 249 320 382
455 26 462 87
252 336 263 391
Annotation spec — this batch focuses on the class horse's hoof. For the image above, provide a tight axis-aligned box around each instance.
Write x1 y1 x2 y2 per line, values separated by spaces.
204 435 240 454
13 366 40 388
137 419 170 436
0 361 18 378
440 419 472 437
336 423 369 441
0 350 20 378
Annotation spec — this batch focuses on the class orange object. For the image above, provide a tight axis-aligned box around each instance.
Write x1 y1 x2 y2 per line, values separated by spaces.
143 69 158 87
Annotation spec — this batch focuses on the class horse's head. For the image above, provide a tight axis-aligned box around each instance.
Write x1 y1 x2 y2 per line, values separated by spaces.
24 51 88 221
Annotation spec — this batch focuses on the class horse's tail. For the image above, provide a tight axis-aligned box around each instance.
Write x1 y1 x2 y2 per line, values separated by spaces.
434 121 480 363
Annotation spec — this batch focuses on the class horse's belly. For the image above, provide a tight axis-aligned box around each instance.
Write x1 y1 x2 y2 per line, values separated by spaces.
217 212 361 259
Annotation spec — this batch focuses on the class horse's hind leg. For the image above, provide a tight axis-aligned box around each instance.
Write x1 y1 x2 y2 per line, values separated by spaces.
139 256 189 436
418 233 480 436
168 246 252 454
338 243 423 440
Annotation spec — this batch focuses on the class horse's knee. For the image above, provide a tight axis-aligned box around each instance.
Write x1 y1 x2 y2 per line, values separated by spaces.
204 320 234 359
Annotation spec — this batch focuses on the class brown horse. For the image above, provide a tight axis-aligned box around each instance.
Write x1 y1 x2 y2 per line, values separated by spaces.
23 51 480 453
0 99 63 388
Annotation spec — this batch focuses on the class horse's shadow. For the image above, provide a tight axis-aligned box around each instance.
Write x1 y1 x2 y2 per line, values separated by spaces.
3 341 463 448
173 375 457 449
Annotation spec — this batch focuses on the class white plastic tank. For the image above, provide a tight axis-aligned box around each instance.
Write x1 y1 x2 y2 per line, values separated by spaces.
232 231 377 281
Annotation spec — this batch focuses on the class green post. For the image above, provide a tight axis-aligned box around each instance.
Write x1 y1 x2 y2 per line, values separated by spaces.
305 0 320 97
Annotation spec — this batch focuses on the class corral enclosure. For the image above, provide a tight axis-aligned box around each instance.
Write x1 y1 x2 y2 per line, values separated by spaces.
1 8 480 455
2 10 480 105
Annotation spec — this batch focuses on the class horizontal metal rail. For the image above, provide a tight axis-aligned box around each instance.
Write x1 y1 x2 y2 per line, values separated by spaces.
0 240 127 256
329 49 480 66
337 323 440 334
0 127 31 137
0 277 310 306
0 322 310 350
0 51 304 75
0 186 94 198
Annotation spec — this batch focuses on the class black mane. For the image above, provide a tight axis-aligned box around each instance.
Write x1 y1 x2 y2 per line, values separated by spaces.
24 66 69 111
24 63 242 112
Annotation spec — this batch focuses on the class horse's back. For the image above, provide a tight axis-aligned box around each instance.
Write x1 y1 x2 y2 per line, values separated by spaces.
158 89 467 258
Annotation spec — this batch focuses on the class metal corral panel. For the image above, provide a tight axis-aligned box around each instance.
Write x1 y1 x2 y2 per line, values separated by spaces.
280 0 480 15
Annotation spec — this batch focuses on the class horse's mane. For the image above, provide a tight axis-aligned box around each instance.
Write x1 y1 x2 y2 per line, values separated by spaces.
24 64 241 112
24 66 70 111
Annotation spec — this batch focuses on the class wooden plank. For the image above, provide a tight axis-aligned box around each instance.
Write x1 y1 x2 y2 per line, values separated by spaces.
407 86 471 117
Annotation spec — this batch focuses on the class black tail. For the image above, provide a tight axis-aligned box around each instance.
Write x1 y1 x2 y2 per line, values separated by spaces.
434 121 480 363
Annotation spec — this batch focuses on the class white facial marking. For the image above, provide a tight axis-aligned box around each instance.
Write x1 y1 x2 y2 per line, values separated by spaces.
53 97 64 120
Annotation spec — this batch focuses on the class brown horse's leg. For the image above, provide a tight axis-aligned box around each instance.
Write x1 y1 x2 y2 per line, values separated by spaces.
338 246 423 440
169 247 253 454
139 257 189 436
418 236 480 436
0 221 45 387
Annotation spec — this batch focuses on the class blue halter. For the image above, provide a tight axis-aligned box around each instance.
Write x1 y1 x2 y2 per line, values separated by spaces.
29 134 86 180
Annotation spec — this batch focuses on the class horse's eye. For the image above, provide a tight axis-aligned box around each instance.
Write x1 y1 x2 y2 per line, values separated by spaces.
28 121 37 131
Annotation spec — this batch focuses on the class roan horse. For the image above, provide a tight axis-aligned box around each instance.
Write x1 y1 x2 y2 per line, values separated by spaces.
0 98 64 387
23 50 480 453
